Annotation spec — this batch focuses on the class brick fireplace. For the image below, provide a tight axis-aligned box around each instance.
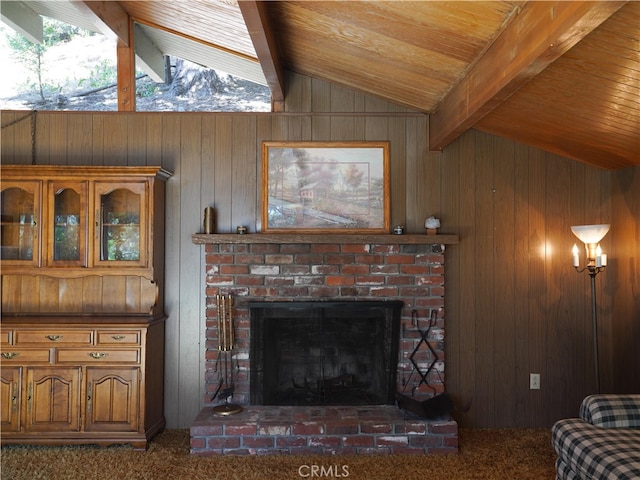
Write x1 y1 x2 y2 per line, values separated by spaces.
190 234 458 455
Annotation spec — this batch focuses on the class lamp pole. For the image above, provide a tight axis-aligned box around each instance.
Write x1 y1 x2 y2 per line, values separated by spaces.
571 224 609 395
588 269 601 394
574 264 604 394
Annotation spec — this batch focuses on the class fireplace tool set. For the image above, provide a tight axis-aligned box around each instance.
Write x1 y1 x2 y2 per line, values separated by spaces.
397 309 453 419
211 294 242 416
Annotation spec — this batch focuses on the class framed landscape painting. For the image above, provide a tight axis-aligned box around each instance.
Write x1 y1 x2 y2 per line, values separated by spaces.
261 141 390 233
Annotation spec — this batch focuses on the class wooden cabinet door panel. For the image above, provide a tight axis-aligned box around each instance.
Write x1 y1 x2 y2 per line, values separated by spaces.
1 367 22 432
93 182 148 269
0 181 41 267
25 367 81 432
85 368 139 432
46 181 89 267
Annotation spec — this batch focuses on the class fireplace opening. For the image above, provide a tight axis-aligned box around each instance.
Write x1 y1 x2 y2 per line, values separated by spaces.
249 301 403 406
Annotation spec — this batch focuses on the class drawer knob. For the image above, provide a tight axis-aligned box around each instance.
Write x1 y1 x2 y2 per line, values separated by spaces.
46 335 62 341
88 352 108 359
111 335 126 341
1 352 19 359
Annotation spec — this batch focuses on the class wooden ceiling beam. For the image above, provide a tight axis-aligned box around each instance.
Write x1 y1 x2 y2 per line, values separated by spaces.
71 1 137 110
116 19 135 112
72 1 130 45
238 0 285 111
429 1 627 152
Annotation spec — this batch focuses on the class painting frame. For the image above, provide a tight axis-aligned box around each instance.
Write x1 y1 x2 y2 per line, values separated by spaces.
261 141 391 234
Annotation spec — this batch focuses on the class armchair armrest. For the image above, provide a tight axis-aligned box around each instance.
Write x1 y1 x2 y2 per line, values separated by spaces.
580 394 640 428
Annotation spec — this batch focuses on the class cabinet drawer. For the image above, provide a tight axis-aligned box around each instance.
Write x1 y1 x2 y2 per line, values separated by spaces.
96 330 141 345
56 349 140 364
0 348 51 363
0 330 11 345
14 330 93 345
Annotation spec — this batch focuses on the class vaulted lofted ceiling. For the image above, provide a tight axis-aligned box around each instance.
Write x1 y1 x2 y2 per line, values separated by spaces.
2 1 638 170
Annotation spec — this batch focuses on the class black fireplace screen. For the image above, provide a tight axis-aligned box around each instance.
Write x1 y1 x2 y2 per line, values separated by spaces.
249 301 403 406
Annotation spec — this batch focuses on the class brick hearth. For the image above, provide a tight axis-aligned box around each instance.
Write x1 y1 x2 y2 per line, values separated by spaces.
191 406 458 455
190 237 457 455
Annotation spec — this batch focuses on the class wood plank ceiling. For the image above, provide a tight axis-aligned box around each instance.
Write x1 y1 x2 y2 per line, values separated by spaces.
4 1 639 170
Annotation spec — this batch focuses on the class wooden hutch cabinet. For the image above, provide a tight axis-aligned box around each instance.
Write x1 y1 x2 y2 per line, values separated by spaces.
0 166 171 450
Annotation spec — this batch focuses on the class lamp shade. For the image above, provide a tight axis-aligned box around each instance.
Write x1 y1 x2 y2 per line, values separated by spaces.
571 224 610 244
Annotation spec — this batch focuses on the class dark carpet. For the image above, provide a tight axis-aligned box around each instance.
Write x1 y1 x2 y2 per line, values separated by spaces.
1 428 556 480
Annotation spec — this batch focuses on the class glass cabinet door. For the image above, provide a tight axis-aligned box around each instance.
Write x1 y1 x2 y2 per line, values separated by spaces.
94 182 147 268
0 181 41 266
47 182 87 267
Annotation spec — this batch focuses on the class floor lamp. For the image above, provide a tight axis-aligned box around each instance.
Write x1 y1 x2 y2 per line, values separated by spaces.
571 224 610 394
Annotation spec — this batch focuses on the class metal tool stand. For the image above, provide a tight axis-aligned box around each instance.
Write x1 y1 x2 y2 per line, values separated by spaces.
211 294 242 416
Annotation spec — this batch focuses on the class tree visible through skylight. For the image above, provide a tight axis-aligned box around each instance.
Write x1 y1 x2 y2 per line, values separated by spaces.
0 18 270 112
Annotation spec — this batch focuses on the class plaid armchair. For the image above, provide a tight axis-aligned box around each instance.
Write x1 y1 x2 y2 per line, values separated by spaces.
552 394 640 480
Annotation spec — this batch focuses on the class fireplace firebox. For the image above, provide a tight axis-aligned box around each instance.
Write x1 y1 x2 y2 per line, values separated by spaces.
249 301 403 406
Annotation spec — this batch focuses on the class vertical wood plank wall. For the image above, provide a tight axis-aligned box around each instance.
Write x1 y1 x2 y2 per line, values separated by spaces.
2 74 638 429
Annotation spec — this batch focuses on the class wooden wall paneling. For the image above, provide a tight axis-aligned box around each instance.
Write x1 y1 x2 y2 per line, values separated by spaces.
102 115 128 163
439 133 460 415
1 112 16 162
35 112 50 165
526 147 547 427
301 115 313 140
447 130 477 427
90 114 105 165
330 114 355 141
14 112 32 163
213 116 233 232
66 114 92 165
286 72 312 112
145 114 163 165
127 114 147 166
387 117 410 229
330 82 357 138
544 155 575 423
612 167 640 393
311 114 331 140
200 114 216 230
232 115 258 229
512 142 532 426
473 130 497 427
492 136 516 427
160 114 182 428
269 115 288 142
311 77 331 112
287 114 305 141
353 90 366 113
49 114 68 163
365 95 391 113
177 114 205 427
4 112 26 163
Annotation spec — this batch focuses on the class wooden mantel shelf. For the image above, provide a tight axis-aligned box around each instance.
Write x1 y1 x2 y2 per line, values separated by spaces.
192 233 458 245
